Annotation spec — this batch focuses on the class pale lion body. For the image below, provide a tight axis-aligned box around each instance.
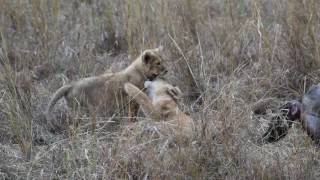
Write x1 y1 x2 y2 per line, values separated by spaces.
46 47 166 118
124 79 194 134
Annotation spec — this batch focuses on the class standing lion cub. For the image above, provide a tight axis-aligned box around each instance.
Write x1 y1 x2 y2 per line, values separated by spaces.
46 47 167 119
124 79 194 134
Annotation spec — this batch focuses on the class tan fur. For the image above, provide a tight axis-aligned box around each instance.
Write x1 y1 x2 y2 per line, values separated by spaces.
46 47 166 119
124 79 194 134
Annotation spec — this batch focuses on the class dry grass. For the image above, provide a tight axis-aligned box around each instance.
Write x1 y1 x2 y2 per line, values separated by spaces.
0 0 320 179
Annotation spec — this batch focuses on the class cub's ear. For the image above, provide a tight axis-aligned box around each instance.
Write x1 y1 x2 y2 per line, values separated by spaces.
167 86 183 100
142 51 153 64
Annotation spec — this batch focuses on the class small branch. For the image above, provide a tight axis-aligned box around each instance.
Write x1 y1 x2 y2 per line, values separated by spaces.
168 33 200 90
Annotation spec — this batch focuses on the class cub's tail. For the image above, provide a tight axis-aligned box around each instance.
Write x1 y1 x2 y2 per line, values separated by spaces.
124 83 160 120
45 84 72 119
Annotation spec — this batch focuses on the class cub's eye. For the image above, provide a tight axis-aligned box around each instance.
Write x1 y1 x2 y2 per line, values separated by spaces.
156 62 161 65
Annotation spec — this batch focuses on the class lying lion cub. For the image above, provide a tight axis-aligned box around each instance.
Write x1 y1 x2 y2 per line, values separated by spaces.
46 47 167 119
124 79 194 134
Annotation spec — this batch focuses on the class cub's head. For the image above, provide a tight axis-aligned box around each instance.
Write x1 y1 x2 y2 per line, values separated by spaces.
144 79 182 101
140 47 167 80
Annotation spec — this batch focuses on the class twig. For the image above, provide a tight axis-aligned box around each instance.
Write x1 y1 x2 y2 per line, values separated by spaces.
168 33 200 90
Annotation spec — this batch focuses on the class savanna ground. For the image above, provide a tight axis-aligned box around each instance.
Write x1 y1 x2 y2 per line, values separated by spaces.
0 0 320 179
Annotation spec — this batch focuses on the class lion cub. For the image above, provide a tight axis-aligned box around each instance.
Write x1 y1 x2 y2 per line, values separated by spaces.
46 47 167 119
124 79 194 134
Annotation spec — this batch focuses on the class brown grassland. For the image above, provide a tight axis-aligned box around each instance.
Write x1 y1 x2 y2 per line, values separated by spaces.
0 0 320 179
